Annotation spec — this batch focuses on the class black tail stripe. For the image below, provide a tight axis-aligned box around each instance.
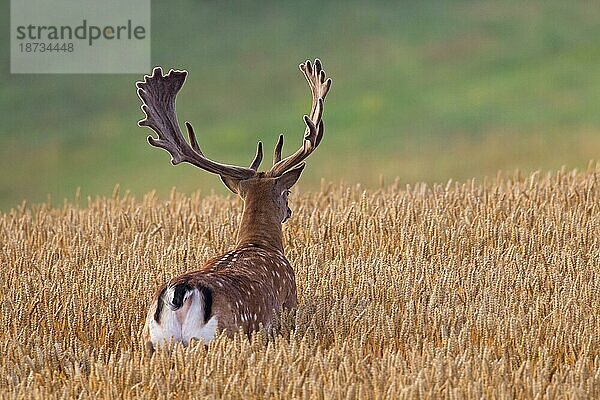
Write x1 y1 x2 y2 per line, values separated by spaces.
172 283 191 309
153 287 167 322
200 286 213 323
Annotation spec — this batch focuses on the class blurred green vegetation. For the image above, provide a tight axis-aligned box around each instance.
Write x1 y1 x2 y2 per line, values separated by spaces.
1 0 599 210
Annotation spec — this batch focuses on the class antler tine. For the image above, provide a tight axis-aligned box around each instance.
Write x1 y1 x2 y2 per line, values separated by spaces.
273 134 284 165
249 142 263 171
185 122 203 156
268 59 332 177
137 67 256 180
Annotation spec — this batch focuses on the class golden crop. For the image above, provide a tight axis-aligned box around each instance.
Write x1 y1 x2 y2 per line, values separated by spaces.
1 165 599 399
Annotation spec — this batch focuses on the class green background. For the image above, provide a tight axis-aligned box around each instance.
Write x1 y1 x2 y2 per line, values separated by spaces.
2 0 599 210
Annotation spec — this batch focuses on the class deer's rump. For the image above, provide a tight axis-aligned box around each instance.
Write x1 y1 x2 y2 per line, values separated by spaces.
143 262 297 351
145 283 218 349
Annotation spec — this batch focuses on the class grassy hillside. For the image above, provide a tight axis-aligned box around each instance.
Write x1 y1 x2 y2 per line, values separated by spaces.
1 166 599 398
1 0 600 209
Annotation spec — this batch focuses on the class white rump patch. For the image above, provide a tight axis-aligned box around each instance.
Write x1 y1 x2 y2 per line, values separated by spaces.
181 292 218 345
147 288 219 349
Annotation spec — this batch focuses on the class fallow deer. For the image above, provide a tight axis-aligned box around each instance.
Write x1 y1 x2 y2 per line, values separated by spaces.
136 59 332 353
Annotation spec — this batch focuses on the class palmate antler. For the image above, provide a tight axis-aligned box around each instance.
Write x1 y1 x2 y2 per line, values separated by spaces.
136 67 259 180
268 59 332 177
136 60 331 182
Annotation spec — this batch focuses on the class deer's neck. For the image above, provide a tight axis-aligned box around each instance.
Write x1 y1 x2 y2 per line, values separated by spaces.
236 198 283 253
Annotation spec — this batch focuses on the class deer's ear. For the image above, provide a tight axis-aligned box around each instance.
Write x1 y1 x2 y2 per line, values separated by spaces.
276 163 305 191
220 176 241 194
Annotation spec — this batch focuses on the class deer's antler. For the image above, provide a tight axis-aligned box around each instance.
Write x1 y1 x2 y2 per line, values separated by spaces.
268 59 332 177
136 67 259 180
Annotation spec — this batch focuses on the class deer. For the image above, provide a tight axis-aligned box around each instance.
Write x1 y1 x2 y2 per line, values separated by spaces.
136 59 332 353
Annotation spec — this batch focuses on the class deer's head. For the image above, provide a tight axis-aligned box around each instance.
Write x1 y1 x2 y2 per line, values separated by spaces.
136 59 332 224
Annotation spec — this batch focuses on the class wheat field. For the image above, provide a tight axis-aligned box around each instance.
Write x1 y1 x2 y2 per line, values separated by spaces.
1 165 599 399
